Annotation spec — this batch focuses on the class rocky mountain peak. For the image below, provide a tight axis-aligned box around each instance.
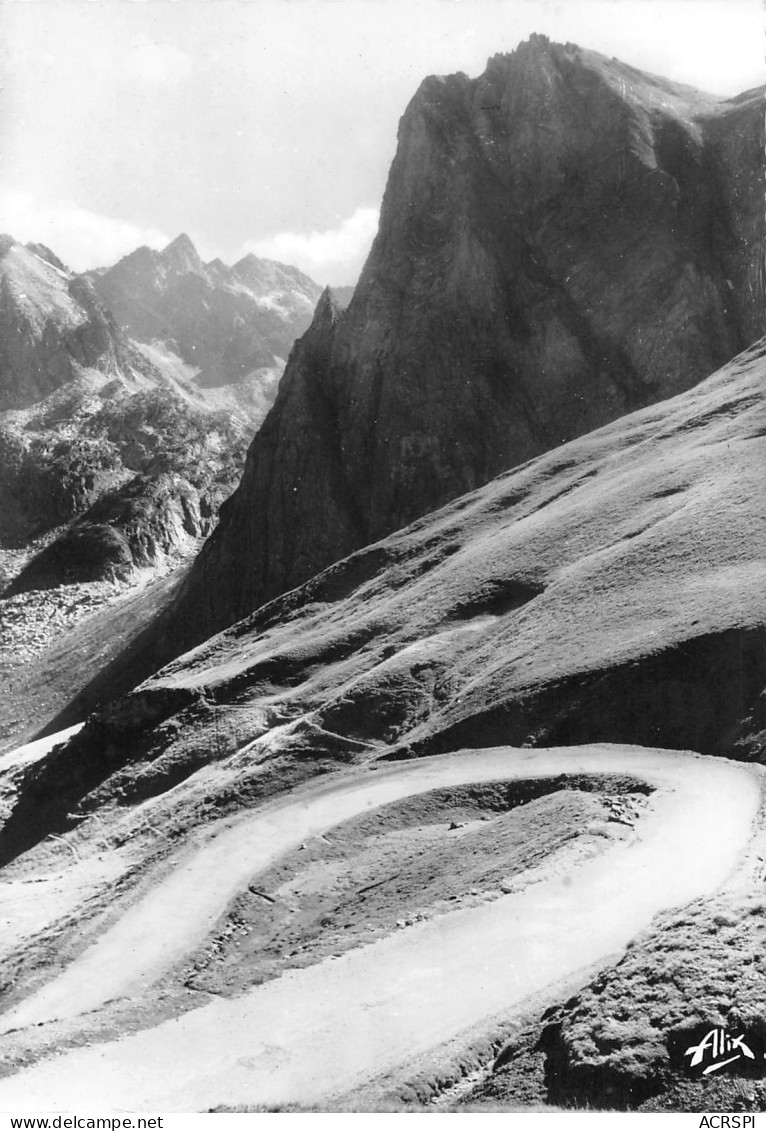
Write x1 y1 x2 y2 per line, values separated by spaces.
205 257 228 277
161 233 205 276
232 251 262 271
230 253 319 302
312 286 343 330
152 41 764 658
487 31 556 72
231 252 275 284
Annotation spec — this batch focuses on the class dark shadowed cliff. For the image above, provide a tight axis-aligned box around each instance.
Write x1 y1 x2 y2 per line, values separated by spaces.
160 37 764 653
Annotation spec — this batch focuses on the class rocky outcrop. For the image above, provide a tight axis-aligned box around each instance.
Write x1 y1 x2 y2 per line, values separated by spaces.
3 387 251 592
165 37 765 651
89 235 323 386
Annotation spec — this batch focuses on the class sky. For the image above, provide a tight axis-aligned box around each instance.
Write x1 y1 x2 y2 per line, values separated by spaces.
1 0 763 285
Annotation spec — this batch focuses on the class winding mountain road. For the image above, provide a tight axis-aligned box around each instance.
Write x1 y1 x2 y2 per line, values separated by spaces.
0 743 760 1112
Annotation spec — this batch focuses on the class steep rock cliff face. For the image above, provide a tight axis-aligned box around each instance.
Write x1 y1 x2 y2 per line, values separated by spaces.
89 235 322 387
167 37 765 648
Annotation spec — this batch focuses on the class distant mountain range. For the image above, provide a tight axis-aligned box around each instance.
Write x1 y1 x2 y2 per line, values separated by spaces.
87 234 322 387
0 234 322 590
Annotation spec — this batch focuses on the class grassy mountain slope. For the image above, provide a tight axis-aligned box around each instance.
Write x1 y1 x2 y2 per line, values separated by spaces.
2 334 763 864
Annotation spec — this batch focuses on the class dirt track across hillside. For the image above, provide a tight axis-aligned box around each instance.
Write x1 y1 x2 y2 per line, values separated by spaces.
0 744 760 1111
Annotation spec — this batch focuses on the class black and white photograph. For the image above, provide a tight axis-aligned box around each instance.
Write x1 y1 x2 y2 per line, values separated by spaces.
0 0 764 1116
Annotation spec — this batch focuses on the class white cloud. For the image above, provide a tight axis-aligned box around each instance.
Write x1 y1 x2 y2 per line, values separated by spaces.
0 192 170 271
126 42 193 89
243 207 380 285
